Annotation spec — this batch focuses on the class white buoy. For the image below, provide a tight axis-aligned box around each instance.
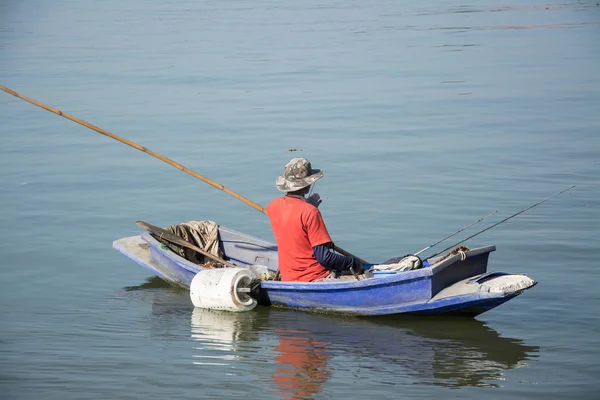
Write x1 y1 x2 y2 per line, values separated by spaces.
190 268 257 312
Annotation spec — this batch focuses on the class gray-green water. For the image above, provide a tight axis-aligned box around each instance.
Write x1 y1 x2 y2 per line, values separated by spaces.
1 1 599 398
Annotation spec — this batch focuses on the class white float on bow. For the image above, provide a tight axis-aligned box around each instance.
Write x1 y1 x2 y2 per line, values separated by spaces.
190 268 257 312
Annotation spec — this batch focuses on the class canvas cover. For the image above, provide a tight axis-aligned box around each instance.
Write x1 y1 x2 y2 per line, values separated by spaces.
156 220 223 264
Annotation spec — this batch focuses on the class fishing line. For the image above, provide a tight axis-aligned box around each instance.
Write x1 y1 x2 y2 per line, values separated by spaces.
414 210 499 256
427 186 576 259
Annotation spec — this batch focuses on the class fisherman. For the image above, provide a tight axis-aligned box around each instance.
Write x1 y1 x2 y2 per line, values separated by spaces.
266 158 365 282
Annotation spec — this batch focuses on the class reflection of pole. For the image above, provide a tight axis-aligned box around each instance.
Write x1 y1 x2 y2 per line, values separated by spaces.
273 329 331 400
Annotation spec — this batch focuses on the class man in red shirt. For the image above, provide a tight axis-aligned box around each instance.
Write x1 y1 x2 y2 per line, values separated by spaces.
266 158 364 282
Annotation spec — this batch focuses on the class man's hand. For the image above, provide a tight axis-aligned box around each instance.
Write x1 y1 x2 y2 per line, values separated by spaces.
306 193 322 208
353 257 365 274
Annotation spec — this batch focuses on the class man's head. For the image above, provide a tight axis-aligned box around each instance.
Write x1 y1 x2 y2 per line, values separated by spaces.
276 158 323 193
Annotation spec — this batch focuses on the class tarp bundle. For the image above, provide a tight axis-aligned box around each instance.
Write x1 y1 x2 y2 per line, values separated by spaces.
156 220 223 265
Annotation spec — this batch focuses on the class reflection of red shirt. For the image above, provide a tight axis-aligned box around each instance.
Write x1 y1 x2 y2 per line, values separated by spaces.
273 331 331 400
266 195 332 282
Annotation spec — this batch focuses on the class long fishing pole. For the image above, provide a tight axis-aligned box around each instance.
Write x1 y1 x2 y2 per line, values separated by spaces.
428 185 575 259
414 210 498 256
0 85 366 263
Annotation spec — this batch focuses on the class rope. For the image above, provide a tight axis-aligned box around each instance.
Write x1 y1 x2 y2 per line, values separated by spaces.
435 246 471 264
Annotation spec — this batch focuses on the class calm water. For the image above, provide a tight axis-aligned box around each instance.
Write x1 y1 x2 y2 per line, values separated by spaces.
1 0 599 398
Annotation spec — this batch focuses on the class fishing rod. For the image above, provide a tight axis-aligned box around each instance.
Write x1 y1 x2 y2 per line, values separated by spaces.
0 85 366 263
427 185 576 259
414 210 499 256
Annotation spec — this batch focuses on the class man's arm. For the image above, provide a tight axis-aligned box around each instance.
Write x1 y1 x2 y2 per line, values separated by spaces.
313 243 362 273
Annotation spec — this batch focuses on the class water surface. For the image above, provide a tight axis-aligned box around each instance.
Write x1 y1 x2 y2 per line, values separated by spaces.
1 1 599 398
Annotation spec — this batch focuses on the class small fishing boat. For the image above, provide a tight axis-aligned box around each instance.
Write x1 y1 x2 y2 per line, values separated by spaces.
113 223 536 317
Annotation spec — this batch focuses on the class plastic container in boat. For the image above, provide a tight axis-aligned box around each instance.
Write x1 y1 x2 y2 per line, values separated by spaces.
190 268 257 312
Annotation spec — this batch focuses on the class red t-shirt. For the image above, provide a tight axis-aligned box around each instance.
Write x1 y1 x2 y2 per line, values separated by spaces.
266 195 332 282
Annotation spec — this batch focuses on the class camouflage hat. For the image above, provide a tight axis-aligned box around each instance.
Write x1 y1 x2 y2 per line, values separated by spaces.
276 158 324 192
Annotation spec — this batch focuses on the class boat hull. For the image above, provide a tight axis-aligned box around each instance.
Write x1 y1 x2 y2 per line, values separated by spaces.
113 226 535 316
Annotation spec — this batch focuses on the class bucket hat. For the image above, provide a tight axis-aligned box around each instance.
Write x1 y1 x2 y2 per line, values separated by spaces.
275 158 324 192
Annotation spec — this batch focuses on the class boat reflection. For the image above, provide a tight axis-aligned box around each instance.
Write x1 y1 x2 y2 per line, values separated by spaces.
351 315 538 388
267 311 539 390
187 309 539 391
128 280 539 390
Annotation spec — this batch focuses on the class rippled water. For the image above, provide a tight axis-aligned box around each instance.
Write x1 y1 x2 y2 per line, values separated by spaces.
1 0 599 399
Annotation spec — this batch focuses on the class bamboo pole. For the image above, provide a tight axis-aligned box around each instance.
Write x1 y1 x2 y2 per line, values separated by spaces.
1 85 365 262
1 86 263 212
